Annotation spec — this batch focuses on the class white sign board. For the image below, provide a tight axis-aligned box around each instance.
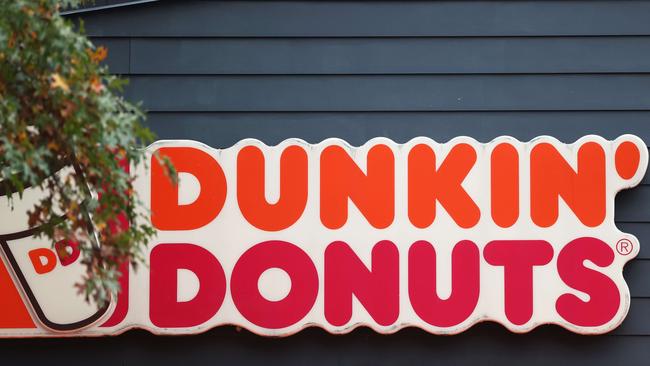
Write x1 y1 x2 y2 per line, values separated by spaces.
0 135 646 337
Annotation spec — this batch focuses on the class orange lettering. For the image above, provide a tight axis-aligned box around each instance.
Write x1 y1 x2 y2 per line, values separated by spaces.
321 144 394 229
531 142 605 227
151 147 227 230
238 145 308 231
615 141 641 180
408 143 479 228
491 143 519 227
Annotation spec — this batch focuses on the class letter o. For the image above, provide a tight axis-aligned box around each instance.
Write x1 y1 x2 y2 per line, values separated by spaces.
231 241 318 329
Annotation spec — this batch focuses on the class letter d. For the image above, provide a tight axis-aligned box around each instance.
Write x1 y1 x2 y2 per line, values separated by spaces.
150 243 226 328
151 147 227 230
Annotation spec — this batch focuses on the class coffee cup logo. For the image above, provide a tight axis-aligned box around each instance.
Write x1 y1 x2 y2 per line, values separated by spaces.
0 168 111 332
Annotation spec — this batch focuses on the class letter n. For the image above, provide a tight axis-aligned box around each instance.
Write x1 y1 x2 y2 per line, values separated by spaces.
325 241 399 326
530 142 605 227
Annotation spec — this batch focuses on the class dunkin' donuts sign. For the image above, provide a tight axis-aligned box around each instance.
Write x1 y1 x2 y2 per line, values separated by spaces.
0 135 647 337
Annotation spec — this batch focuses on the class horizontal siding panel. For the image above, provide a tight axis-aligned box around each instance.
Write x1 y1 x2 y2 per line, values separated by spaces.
613 298 650 335
625 260 650 297
615 187 650 222
126 37 650 75
144 111 650 184
76 1 650 37
2 325 650 365
125 75 650 112
146 111 650 146
92 38 129 74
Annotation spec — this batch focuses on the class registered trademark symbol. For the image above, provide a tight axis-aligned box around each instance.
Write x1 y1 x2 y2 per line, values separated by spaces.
617 239 634 255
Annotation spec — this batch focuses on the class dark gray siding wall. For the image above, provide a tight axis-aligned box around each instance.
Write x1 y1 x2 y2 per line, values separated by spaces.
5 1 650 365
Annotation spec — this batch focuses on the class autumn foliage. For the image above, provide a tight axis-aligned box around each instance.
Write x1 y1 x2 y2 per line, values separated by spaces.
0 0 174 304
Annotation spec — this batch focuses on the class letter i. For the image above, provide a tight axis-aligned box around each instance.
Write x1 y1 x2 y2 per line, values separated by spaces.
491 143 519 228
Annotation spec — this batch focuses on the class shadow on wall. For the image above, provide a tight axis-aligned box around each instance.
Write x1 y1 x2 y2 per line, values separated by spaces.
0 323 644 366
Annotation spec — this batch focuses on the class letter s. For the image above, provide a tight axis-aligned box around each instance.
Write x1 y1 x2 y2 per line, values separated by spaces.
556 237 620 327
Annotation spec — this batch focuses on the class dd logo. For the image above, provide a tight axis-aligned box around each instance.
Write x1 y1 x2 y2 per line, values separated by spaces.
28 240 81 274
